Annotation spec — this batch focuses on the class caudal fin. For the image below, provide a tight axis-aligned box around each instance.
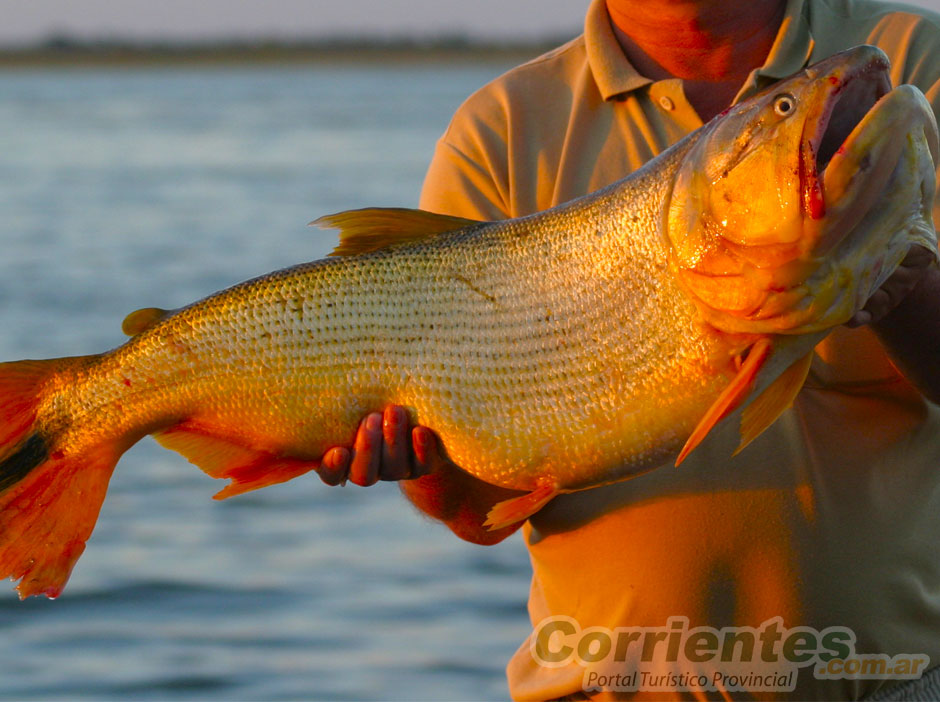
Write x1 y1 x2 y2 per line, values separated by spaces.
0 357 121 599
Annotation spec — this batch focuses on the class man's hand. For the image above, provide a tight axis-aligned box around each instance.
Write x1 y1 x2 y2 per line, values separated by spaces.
848 243 940 404
847 245 936 327
314 404 526 544
315 405 443 487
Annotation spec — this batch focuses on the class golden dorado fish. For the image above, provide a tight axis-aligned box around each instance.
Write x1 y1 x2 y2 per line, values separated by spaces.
0 46 936 599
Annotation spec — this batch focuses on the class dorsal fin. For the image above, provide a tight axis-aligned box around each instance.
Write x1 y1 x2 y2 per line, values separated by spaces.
311 207 485 257
121 307 173 337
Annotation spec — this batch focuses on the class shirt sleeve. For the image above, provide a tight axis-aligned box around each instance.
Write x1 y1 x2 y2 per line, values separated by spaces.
418 80 516 221
419 137 511 221
878 8 940 234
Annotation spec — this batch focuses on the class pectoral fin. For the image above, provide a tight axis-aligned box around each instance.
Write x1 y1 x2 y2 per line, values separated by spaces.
484 484 558 531
312 207 485 256
734 351 813 455
676 337 772 466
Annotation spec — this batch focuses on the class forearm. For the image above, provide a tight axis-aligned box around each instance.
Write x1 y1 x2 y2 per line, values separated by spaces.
400 465 525 545
872 265 940 404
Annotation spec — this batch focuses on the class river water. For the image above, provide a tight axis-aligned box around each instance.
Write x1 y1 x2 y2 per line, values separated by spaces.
0 59 537 701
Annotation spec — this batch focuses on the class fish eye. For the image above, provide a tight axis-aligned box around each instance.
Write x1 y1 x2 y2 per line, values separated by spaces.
773 94 796 117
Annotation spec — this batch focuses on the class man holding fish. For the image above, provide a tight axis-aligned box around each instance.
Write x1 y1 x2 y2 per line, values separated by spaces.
0 1 934 700
318 0 940 698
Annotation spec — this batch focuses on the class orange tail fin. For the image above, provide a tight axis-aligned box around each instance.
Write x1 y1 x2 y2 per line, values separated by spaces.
0 357 121 599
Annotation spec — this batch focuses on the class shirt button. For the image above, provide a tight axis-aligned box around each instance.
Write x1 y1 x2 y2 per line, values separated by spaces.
659 96 675 111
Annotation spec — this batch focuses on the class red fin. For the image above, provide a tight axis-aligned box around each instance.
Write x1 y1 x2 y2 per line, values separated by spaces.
0 356 120 599
483 484 558 531
153 421 318 499
676 337 773 466
0 445 120 599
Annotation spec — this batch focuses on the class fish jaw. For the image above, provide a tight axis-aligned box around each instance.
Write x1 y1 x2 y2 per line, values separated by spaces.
793 83 940 331
665 45 938 337
797 46 892 227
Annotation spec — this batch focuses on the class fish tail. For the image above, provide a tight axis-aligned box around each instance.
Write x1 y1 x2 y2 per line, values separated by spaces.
0 356 121 599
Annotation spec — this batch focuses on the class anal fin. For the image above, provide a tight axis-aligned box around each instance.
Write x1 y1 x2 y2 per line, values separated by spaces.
484 484 558 531
734 351 813 455
676 337 773 466
153 422 318 499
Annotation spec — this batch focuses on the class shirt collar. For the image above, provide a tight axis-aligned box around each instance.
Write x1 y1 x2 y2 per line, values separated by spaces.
584 0 651 100
585 0 816 102
741 0 815 98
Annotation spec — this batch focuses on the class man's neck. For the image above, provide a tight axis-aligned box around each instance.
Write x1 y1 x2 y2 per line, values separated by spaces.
605 0 787 119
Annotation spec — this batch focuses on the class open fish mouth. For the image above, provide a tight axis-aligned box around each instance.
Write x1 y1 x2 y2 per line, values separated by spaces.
800 50 892 221
813 56 892 175
793 48 939 330
806 49 938 251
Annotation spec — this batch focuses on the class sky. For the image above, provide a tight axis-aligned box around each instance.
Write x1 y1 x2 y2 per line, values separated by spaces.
1 0 939 46
0 0 591 45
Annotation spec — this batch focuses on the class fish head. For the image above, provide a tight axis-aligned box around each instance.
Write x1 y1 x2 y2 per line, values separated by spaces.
666 45 938 334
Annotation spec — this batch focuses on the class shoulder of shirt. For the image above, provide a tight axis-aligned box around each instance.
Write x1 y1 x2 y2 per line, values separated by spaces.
811 0 940 44
495 34 589 82
811 0 940 84
814 0 940 24
437 34 588 144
